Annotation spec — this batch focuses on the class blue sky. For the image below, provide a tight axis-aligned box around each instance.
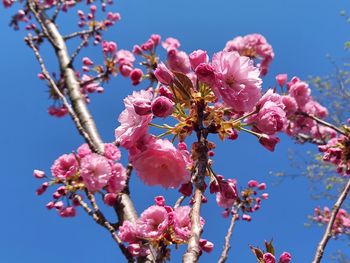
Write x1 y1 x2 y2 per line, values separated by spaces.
0 0 350 262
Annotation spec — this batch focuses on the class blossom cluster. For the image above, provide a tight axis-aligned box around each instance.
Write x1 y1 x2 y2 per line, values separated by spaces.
34 143 126 217
318 134 350 175
118 196 213 258
312 206 350 236
250 240 292 263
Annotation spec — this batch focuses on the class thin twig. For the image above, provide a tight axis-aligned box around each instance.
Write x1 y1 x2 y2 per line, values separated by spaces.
174 195 186 209
51 0 62 22
80 72 108 88
312 177 350 263
298 112 347 136
63 25 102 40
218 206 241 263
69 38 88 65
74 194 135 263
26 34 96 148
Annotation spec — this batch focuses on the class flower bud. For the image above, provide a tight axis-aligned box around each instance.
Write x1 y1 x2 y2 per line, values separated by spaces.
276 73 288 87
130 68 143 85
189 50 208 70
33 169 45 179
154 63 174 85
279 252 292 263
104 193 117 206
151 96 174 118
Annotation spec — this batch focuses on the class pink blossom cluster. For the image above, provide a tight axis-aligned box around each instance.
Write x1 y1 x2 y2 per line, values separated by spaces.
318 135 350 175
115 89 190 188
313 207 350 236
250 241 291 263
118 196 213 257
281 76 334 141
224 33 275 76
211 177 268 220
76 6 120 29
262 252 292 263
34 143 126 217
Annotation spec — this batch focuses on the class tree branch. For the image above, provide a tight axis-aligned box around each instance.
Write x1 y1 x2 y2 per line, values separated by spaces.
312 177 350 263
74 194 135 263
182 103 209 263
218 208 240 263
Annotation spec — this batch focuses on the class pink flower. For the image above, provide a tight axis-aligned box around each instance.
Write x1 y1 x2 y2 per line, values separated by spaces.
132 138 190 188
167 50 191 74
130 68 143 85
212 51 262 112
195 63 217 87
276 74 288 87
224 34 274 76
162 37 180 51
119 221 138 243
154 62 174 85
302 99 328 118
77 143 92 158
259 135 280 152
173 206 195 240
288 78 311 106
59 206 76 217
263 252 276 263
33 169 45 179
106 163 126 193
136 205 169 239
279 252 292 263
115 90 153 149
248 180 259 188
151 96 174 117
51 153 79 179
116 50 135 65
81 153 112 192
216 192 235 209
281 95 298 116
104 143 121 161
255 101 287 135
189 50 209 70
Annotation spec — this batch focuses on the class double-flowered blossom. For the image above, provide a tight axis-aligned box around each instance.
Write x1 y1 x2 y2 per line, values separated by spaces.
212 51 262 113
115 89 153 149
118 197 210 258
224 33 274 76
35 143 126 217
313 207 350 236
131 138 191 188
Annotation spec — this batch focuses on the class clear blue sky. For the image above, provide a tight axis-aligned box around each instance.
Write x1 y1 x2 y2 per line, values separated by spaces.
0 1 349 262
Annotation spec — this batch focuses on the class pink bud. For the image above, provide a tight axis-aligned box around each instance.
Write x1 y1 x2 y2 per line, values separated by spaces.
259 135 280 152
36 182 49 195
33 169 45 179
130 68 143 85
159 86 174 101
209 180 220 194
276 74 288 87
263 253 276 263
37 73 45 80
104 193 117 206
279 252 292 263
199 239 214 253
82 57 94 66
54 201 64 210
154 196 166 206
179 182 193 196
195 63 216 86
150 34 161 45
119 63 133 77
247 180 259 188
154 62 174 85
258 183 266 190
46 201 55 210
53 191 61 199
59 206 76 217
57 186 67 195
132 98 152 115
261 193 269 199
242 214 251 221
189 50 208 70
90 5 97 13
132 45 143 55
151 96 174 118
